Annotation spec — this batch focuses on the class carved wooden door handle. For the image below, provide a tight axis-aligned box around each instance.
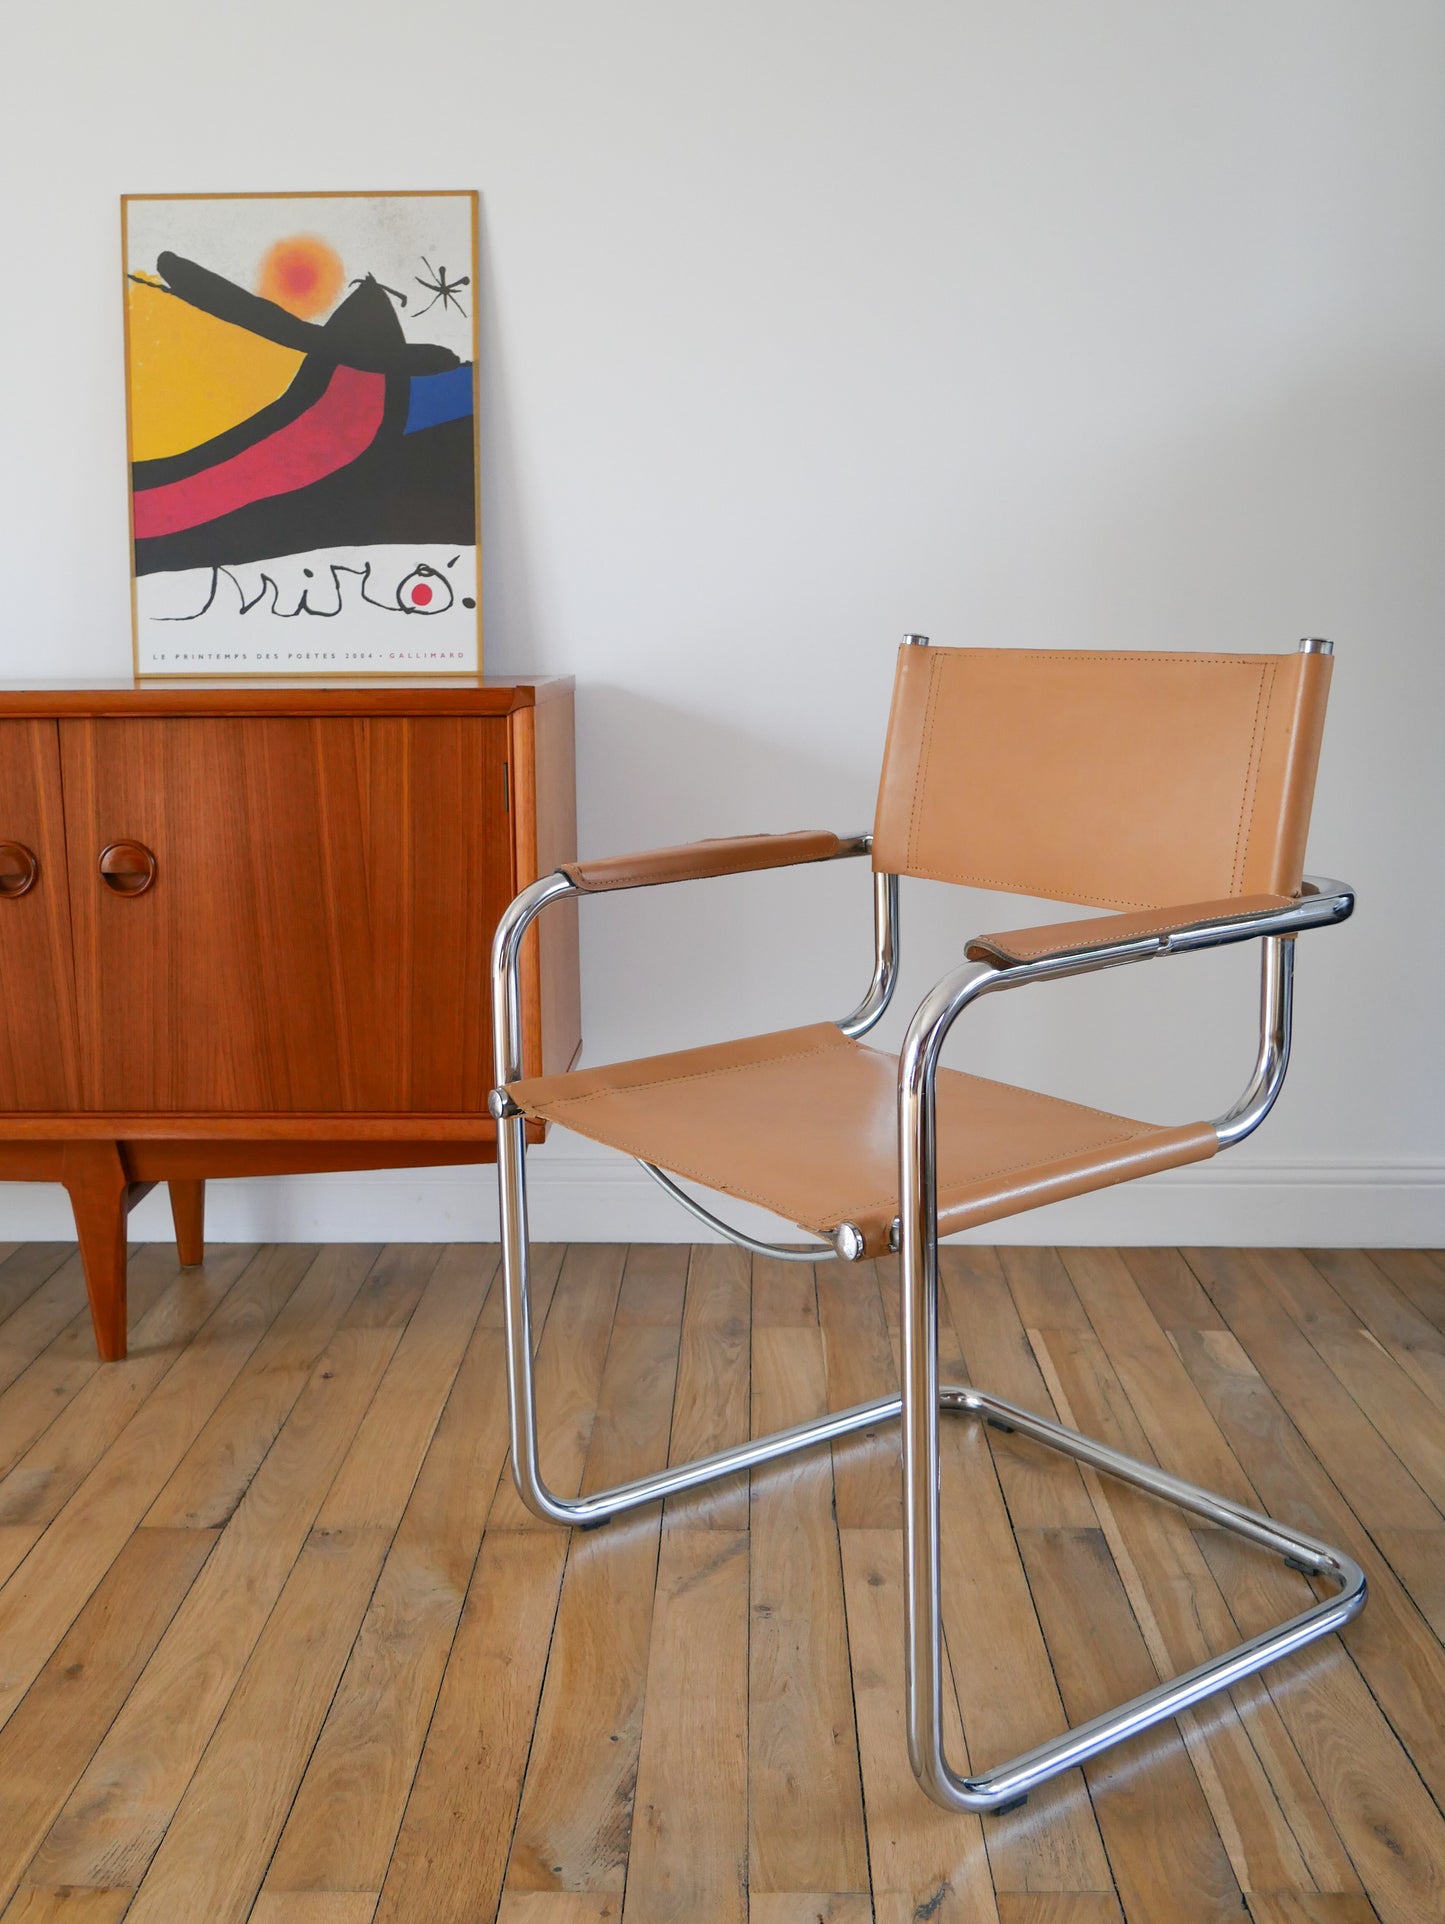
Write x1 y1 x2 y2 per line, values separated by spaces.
99 841 157 896
0 842 38 897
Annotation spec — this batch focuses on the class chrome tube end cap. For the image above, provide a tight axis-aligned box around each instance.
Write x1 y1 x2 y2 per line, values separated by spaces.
488 1087 522 1120
830 1222 867 1262
903 632 931 647
1299 636 1333 654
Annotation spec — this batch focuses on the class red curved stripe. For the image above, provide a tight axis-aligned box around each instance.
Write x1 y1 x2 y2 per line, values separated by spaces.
132 365 387 540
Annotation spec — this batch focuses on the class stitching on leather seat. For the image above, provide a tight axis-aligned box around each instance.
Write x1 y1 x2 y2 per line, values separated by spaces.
844 1124 1167 1222
1229 663 1272 893
920 652 1281 666
527 1040 1152 1129
1233 662 1275 893
907 648 944 876
519 1044 1204 1229
511 1107 1179 1230
528 1035 848 1105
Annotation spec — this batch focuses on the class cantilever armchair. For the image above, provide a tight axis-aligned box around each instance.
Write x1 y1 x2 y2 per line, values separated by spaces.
489 635 1364 1814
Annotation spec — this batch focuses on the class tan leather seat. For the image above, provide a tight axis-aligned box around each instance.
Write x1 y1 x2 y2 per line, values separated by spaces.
508 1020 1218 1256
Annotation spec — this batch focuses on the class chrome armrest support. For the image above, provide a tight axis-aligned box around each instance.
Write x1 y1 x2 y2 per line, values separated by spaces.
972 876 1353 977
826 831 875 861
836 871 900 1038
1214 934 1293 1148
490 855 881 1269
490 833 881 1089
893 939 1291 1186
492 870 580 1089
897 874 1351 1159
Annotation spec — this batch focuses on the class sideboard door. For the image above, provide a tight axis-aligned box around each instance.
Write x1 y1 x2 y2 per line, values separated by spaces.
61 716 512 1113
0 721 81 1110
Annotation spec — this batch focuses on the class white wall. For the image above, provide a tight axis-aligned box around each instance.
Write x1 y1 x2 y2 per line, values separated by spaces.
1 1 1441 1245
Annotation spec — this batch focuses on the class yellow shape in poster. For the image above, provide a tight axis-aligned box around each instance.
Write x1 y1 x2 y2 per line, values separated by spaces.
126 277 305 462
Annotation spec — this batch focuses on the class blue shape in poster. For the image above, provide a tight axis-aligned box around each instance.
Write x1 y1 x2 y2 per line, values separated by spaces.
405 365 474 435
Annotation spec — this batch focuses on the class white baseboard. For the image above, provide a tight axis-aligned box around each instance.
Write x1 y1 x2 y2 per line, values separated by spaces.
1 1149 1440 1248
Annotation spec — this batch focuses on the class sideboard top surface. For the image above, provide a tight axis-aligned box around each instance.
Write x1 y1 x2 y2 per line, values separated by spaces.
0 675 573 718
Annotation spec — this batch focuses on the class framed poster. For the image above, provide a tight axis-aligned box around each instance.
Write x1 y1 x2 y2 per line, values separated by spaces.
122 190 481 677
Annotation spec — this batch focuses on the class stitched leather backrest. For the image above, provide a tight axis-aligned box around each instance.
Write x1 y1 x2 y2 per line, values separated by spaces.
872 645 1332 909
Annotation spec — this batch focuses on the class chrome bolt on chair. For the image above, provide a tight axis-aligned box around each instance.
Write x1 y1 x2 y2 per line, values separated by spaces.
489 635 1364 1813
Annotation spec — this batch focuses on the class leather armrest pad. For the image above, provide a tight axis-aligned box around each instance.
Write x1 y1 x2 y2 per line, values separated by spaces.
562 830 843 893
965 893 1297 966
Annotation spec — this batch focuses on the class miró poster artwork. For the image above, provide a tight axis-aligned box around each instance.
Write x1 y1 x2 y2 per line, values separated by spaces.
122 191 481 675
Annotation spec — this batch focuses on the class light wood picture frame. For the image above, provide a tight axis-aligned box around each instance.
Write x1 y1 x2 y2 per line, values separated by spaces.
122 190 481 677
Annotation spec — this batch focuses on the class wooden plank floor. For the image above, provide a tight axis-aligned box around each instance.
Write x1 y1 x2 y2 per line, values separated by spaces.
0 1240 1442 1922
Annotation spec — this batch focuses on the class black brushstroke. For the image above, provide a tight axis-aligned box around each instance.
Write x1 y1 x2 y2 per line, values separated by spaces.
413 258 469 318
131 257 474 573
351 274 407 307
134 415 475 576
153 566 220 619
132 354 333 491
227 566 273 613
157 557 461 621
146 256 459 373
395 562 455 613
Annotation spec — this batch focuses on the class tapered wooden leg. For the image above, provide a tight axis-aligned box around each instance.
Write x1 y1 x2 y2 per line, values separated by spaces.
61 1141 132 1362
169 1178 205 1266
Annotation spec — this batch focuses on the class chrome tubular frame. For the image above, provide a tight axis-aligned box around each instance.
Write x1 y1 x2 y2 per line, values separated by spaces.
636 1158 836 1263
836 870 900 1038
491 856 1362 1810
491 837 886 1282
895 904 1361 1810
914 1385 1364 1807
490 846 887 1526
1215 934 1293 1148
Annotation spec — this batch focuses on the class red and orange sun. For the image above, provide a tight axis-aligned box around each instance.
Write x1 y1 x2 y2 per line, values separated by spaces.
256 235 345 320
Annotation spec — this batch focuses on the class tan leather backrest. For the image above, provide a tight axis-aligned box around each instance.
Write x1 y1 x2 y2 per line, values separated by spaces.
872 645 1332 909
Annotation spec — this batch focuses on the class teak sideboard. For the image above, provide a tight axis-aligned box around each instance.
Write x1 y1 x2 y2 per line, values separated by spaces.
0 676 579 1359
